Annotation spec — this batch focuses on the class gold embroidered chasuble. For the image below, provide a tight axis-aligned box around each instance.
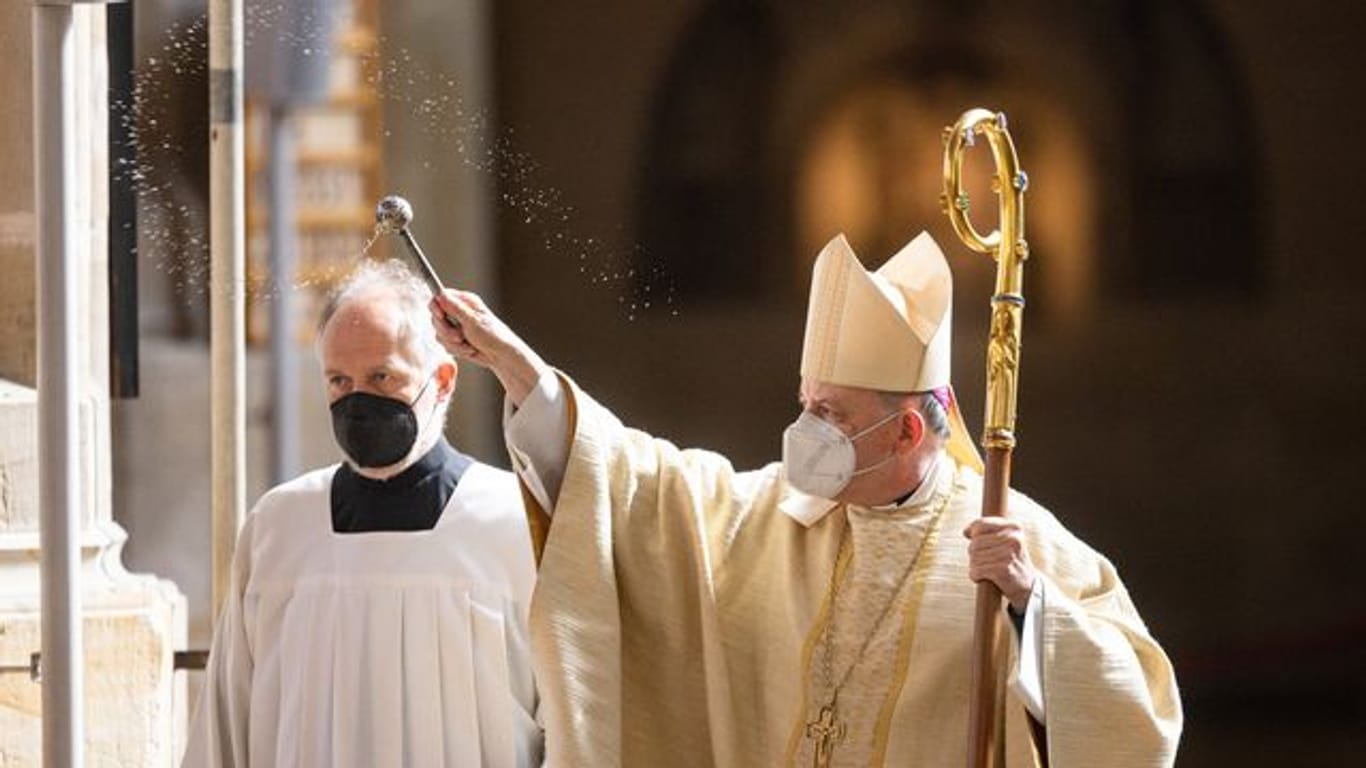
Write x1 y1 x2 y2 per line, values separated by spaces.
525 377 1181 767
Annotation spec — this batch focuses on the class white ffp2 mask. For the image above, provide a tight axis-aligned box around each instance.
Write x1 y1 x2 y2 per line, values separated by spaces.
781 408 903 499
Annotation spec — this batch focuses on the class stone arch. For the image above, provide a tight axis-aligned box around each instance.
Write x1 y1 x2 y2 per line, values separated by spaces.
634 0 1262 316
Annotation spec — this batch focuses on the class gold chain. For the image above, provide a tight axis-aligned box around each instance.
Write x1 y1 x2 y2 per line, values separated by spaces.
815 491 951 714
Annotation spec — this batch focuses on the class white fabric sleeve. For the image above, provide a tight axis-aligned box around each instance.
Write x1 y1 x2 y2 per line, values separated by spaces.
1007 576 1047 722
182 519 256 767
503 368 570 513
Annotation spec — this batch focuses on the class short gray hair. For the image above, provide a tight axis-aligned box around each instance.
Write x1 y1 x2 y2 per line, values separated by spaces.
316 258 452 377
879 389 951 440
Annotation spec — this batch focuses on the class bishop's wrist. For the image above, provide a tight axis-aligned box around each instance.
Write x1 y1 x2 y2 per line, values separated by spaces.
1006 575 1037 614
494 344 550 407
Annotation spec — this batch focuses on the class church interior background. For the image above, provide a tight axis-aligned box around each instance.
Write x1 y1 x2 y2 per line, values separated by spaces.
1 0 1363 764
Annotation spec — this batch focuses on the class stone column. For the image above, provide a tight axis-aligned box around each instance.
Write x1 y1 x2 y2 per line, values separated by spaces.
0 4 188 765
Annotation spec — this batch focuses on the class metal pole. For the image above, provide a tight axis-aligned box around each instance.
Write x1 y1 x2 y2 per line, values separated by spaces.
107 0 138 399
210 0 245 618
34 2 82 764
267 106 297 485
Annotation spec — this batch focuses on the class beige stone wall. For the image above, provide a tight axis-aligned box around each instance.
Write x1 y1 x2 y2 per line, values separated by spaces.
0 5 188 766
1 600 187 765
0 0 35 388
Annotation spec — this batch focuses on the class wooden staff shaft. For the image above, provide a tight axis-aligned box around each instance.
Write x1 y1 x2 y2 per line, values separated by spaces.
967 446 1011 766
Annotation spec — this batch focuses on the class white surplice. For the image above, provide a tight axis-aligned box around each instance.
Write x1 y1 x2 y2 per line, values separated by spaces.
182 461 542 768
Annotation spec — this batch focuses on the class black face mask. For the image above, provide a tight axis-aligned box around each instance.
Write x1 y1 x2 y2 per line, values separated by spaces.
330 378 432 469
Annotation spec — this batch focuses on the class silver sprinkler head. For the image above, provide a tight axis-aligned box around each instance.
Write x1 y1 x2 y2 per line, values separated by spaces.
375 195 413 234
371 195 452 312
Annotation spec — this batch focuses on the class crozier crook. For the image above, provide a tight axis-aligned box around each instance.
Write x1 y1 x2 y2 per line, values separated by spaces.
940 108 1036 768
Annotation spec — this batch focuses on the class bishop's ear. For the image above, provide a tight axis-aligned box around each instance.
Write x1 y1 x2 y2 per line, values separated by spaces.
898 408 926 452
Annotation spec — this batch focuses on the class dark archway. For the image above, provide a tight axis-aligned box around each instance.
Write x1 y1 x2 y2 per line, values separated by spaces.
633 1 779 304
1121 1 1265 299
634 0 1263 310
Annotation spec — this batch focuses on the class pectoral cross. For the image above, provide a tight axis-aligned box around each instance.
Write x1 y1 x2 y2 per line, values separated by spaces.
805 704 846 768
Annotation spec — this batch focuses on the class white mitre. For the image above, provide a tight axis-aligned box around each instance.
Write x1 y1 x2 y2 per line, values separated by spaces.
800 232 983 473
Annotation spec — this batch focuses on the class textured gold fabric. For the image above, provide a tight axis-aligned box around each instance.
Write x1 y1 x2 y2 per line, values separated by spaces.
527 377 1182 767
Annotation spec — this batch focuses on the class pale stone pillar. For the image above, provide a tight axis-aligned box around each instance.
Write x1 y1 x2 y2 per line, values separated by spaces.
0 4 188 765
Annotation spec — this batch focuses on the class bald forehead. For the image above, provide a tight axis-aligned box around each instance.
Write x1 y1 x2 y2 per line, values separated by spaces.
321 288 419 362
324 286 398 330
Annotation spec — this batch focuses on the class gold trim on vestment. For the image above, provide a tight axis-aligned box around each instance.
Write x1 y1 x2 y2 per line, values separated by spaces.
784 473 954 766
518 372 581 566
784 510 854 764
519 482 551 565
870 472 956 764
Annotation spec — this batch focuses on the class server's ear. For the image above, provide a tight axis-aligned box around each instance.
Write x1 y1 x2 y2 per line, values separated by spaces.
435 358 459 402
